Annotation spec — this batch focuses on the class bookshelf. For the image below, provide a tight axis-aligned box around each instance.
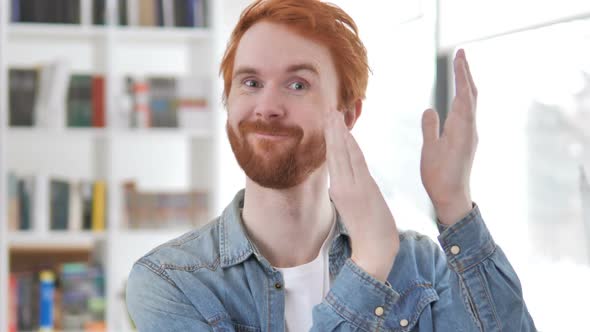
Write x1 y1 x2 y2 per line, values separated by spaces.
0 0 245 331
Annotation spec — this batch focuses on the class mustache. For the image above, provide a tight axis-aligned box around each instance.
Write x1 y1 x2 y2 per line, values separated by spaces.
238 120 303 137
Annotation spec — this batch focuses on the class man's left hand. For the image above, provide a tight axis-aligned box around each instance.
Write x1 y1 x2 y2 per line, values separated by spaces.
420 49 478 226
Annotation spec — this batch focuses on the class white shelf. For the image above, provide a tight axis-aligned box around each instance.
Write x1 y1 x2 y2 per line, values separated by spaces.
8 23 212 43
8 23 106 40
113 127 213 139
7 127 108 139
8 231 106 250
7 127 212 139
115 26 212 43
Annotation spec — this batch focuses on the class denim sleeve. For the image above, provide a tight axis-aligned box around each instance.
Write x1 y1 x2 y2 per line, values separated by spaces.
126 261 215 332
310 204 537 331
435 204 537 331
310 258 403 331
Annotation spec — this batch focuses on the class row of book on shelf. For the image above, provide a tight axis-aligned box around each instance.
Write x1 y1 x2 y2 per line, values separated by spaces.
7 172 107 232
7 173 210 231
123 181 209 229
8 261 106 332
11 0 209 27
9 60 211 130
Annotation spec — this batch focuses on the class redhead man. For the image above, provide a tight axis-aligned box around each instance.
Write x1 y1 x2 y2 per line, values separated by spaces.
127 0 537 331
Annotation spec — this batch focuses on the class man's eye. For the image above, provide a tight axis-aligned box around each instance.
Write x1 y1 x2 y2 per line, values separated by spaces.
288 81 306 90
244 79 261 88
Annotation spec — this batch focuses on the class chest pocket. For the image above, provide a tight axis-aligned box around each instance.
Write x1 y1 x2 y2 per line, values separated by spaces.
209 321 261 332
231 322 261 332
384 280 439 332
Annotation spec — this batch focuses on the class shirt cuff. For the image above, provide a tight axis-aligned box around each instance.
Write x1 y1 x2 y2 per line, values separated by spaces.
436 203 497 273
324 258 399 330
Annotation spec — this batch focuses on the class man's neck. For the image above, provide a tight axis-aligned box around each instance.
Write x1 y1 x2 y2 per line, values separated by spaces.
241 166 334 268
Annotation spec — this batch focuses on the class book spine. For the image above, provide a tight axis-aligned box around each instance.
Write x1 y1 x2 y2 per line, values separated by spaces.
92 180 106 231
92 75 106 127
18 178 32 230
132 78 151 128
8 172 21 231
11 0 20 22
9 68 37 126
50 179 70 230
127 0 139 26
119 0 128 25
68 181 83 231
39 270 55 332
8 274 17 332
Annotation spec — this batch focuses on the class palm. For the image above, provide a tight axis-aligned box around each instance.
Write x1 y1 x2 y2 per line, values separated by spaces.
420 49 478 211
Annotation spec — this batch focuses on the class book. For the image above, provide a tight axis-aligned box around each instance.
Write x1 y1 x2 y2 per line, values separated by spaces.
92 180 107 232
118 0 128 25
9 68 38 126
129 77 151 128
35 59 71 129
8 274 17 332
68 180 83 231
60 262 91 329
195 0 207 27
67 74 94 127
14 0 80 23
7 172 21 231
149 77 177 127
92 76 106 127
162 0 174 27
59 262 106 330
93 0 106 25
127 0 139 26
124 181 209 229
50 179 70 230
17 271 37 331
11 0 20 22
17 176 34 231
138 0 156 26
81 181 94 231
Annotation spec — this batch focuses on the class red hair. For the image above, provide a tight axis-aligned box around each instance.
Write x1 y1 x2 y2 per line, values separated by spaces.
219 0 369 110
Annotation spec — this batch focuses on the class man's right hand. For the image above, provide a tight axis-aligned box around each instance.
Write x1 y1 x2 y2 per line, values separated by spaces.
324 109 400 283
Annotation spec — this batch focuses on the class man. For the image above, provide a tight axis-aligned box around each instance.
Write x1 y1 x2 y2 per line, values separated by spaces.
126 0 537 331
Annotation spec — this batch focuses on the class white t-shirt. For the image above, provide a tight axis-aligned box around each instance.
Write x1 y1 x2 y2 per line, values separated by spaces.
275 213 337 332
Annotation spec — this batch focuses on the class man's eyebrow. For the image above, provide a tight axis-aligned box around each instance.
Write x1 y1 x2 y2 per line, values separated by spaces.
232 63 320 78
286 63 319 76
233 66 259 78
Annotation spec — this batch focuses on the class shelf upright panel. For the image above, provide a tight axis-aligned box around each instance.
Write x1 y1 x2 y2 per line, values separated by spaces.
104 0 118 330
0 0 8 329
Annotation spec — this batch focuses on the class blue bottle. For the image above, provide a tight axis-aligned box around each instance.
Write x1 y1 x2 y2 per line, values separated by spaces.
39 270 55 332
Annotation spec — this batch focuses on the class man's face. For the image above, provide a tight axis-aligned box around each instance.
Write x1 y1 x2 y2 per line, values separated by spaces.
226 21 340 189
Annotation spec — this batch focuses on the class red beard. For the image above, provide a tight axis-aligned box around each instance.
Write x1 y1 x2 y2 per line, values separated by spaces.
226 119 326 189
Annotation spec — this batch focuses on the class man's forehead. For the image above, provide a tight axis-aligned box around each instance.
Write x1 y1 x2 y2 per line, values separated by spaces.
233 21 332 76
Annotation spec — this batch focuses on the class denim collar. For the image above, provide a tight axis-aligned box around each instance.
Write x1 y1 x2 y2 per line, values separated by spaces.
219 189 351 272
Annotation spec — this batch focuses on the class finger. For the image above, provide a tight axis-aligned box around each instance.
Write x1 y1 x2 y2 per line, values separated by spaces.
324 110 354 184
421 108 440 144
454 49 473 100
343 127 370 183
459 49 478 98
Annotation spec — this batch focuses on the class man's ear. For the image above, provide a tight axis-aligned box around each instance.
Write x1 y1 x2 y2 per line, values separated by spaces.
344 99 363 130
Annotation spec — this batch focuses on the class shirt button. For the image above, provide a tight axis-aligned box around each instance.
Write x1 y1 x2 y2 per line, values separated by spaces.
374 306 384 316
274 282 282 290
450 245 461 255
400 319 409 327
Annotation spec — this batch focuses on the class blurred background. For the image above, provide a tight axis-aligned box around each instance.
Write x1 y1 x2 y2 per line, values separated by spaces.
0 0 589 331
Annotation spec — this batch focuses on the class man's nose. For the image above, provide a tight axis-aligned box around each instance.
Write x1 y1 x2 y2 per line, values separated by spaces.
255 86 286 121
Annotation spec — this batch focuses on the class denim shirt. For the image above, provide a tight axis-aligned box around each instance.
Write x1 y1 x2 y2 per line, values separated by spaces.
126 189 537 331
